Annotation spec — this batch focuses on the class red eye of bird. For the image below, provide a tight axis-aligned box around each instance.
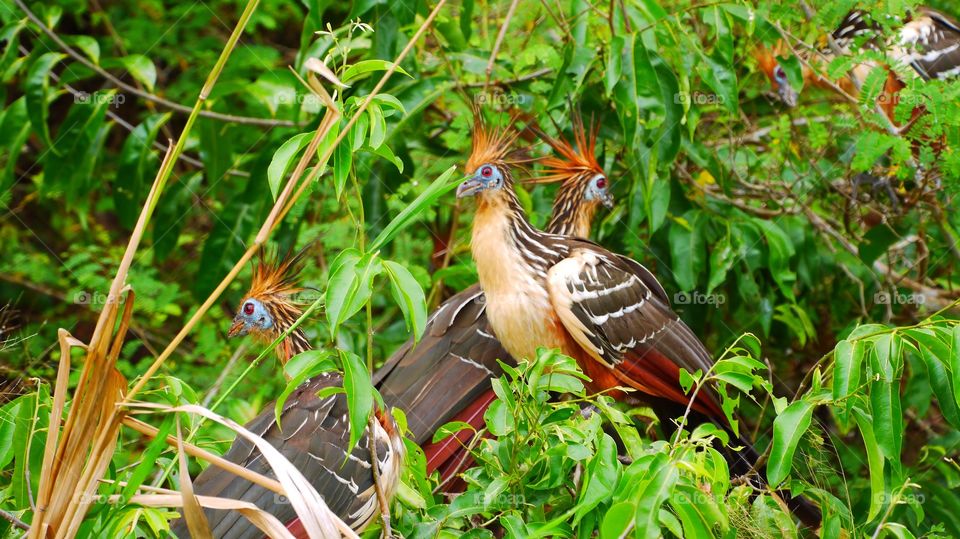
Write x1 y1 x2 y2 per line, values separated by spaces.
595 178 607 189
774 66 786 79
243 302 255 315
481 166 493 177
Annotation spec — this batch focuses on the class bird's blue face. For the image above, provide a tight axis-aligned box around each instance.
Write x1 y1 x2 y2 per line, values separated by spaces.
228 297 274 337
583 173 614 208
772 63 798 107
456 163 505 198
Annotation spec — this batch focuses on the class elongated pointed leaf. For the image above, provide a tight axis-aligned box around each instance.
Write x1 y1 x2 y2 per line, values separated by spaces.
369 165 458 252
340 349 373 452
382 259 427 341
25 52 65 149
767 398 815 486
267 133 313 200
852 406 885 522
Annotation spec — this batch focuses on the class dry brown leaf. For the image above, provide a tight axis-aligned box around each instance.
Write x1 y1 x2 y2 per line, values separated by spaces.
177 419 213 539
127 402 356 539
122 494 296 539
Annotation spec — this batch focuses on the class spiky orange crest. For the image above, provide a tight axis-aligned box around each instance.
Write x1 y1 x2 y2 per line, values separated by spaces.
528 114 603 184
465 110 523 174
245 247 308 301
754 42 783 85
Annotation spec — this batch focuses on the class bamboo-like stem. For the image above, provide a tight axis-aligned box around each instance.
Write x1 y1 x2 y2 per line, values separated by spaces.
126 0 451 405
275 0 451 226
30 2 262 536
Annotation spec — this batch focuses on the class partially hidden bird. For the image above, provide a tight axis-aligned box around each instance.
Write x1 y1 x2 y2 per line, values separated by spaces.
373 113 613 485
171 248 404 539
757 6 960 121
454 114 821 527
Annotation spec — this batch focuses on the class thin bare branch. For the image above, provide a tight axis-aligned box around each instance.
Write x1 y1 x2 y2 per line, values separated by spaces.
485 0 521 88
13 0 300 128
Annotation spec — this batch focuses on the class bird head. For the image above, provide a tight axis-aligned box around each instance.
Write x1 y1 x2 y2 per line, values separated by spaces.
582 173 613 208
228 297 275 338
526 113 613 236
756 42 799 107
457 109 523 201
456 162 508 199
228 247 311 362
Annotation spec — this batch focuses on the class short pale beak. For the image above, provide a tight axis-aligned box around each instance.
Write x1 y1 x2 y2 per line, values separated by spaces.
227 318 246 338
778 83 798 108
456 175 484 198
600 191 615 209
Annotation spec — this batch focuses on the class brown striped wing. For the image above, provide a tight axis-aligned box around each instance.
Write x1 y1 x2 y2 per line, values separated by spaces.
901 7 960 80
546 246 723 419
375 284 512 445
170 373 401 539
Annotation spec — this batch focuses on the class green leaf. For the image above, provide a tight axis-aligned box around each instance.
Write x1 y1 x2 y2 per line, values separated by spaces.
575 433 619 521
483 476 509 509
198 118 232 185
870 334 902 462
484 398 514 436
340 59 411 85
852 406 885 522
633 458 680 539
432 421 476 443
333 127 352 199
600 501 635 539
832 339 863 401
459 0 474 42
120 416 175 502
368 102 386 149
706 235 735 294
194 169 269 298
911 331 960 428
382 259 427 341
767 398 815 486
325 249 382 339
953 325 960 415
668 210 705 291
341 349 374 452
44 91 114 204
697 50 738 114
369 165 458 251
114 113 171 228
24 52 66 148
117 54 157 92
0 395 26 470
67 35 100 64
275 349 337 424
753 219 796 300
0 97 31 199
267 132 313 200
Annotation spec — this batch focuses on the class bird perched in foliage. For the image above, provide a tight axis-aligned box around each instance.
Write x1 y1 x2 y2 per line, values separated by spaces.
757 6 960 120
172 249 404 539
455 116 821 526
373 113 613 484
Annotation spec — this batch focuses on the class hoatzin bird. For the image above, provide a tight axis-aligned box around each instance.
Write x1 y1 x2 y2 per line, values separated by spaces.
374 114 613 483
757 6 960 119
455 118 821 526
172 250 404 539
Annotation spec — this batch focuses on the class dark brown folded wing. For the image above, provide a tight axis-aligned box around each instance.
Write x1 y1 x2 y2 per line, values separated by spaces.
546 246 723 419
375 284 512 446
171 373 400 539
